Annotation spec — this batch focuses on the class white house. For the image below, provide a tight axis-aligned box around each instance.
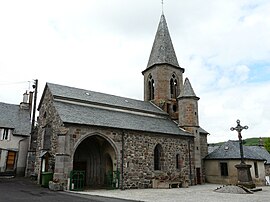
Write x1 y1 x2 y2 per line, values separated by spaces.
0 93 31 176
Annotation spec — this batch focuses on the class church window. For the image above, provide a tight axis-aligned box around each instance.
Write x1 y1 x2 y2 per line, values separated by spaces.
176 154 181 170
154 144 163 170
220 162 228 176
148 74 155 101
170 74 178 99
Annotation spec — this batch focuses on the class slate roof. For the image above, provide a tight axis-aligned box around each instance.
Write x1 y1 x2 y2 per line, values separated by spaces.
0 102 31 136
198 127 209 134
204 140 266 161
248 146 270 164
44 83 165 115
179 78 199 98
144 14 183 72
208 145 220 154
44 83 193 137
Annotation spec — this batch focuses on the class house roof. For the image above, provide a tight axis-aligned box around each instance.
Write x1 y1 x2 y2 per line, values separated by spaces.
248 146 270 164
204 140 266 161
0 102 31 136
143 14 184 73
208 145 220 154
44 83 193 137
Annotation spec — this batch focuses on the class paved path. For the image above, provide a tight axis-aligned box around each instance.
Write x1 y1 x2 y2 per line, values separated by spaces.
0 177 135 202
71 184 270 202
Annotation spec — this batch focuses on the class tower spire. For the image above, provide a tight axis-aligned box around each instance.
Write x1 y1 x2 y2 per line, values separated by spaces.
179 78 199 98
144 14 183 72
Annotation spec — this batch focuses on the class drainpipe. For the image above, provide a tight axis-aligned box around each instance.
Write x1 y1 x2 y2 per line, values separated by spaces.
188 140 193 185
121 131 125 190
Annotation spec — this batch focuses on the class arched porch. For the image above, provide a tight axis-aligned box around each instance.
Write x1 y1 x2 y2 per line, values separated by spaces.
72 134 118 188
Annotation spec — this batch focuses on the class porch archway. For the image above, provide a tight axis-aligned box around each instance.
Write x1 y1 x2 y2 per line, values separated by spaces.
73 134 117 188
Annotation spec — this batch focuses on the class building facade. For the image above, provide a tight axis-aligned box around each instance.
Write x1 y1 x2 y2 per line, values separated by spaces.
204 140 269 186
0 93 31 176
34 14 208 189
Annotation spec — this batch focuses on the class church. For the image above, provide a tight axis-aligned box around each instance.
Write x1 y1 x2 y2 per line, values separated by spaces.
34 14 208 189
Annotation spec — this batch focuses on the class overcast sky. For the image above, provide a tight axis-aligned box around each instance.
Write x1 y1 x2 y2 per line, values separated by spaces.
0 0 270 143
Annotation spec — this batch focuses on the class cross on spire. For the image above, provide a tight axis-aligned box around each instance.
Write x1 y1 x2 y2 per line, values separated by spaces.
161 0 164 14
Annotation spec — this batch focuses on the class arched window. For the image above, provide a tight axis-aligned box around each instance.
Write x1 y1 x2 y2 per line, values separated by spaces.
170 74 178 99
154 144 163 170
176 154 181 170
148 74 154 100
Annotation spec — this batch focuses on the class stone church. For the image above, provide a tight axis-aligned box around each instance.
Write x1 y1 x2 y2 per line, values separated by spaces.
34 14 208 189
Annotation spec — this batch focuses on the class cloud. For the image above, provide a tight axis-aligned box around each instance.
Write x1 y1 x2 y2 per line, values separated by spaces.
200 80 270 143
0 0 269 143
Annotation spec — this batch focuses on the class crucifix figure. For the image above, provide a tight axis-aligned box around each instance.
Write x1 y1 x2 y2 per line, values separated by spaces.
230 119 248 164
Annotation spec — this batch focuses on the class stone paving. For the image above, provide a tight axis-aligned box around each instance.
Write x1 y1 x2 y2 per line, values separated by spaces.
70 184 270 202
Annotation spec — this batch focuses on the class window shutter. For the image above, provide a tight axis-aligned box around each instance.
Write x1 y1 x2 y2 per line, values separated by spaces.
7 129 11 141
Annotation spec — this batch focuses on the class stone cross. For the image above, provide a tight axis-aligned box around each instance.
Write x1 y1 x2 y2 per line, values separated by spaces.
230 120 248 164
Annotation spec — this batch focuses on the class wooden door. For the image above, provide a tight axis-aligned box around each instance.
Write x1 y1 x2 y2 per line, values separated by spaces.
6 151 16 171
196 168 201 184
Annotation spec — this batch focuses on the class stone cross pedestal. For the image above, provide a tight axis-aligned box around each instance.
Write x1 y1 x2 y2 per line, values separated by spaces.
230 120 255 189
234 164 255 188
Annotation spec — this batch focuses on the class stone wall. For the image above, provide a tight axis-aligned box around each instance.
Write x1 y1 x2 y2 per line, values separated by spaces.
64 125 195 189
35 86 195 189
143 64 183 120
200 133 208 183
122 131 194 188
34 87 64 179
265 164 270 176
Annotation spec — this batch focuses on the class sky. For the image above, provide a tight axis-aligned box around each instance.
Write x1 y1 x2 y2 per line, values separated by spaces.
0 0 270 143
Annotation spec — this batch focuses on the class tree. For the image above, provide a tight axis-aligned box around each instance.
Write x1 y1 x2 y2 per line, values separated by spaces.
264 137 270 153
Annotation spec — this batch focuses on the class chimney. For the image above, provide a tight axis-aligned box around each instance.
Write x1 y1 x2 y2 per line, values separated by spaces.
258 137 264 147
20 91 30 110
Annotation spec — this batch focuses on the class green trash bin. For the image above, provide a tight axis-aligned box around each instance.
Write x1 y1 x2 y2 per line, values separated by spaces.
41 172 53 188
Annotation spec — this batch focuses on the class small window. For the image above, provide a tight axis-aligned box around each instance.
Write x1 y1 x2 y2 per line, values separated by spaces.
0 128 11 141
154 144 163 170
170 74 178 99
176 154 181 170
254 162 259 178
220 162 228 176
148 74 155 101
172 105 177 112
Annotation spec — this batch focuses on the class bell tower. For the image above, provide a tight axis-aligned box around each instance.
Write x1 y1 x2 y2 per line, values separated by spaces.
142 14 184 120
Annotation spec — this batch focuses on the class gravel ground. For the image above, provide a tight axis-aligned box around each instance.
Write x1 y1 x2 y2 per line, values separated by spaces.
70 184 270 202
